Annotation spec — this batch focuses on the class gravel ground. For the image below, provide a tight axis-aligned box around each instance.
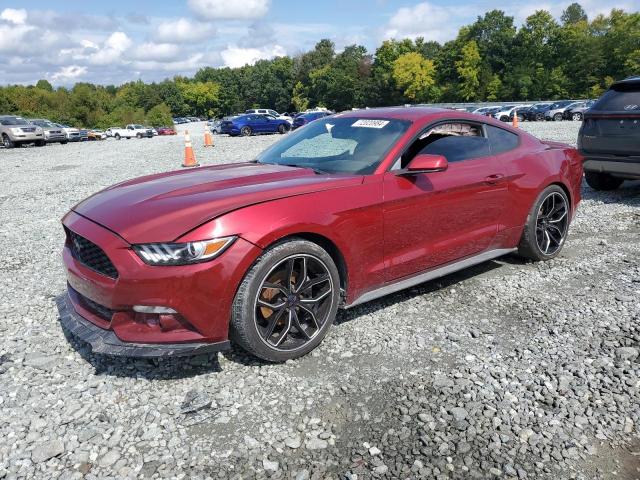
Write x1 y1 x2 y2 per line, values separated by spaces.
0 120 639 480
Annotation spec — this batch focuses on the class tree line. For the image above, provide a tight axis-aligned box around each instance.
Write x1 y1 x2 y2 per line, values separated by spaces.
0 4 637 128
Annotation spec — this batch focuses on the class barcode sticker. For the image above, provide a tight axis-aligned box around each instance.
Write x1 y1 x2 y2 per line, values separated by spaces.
352 119 390 128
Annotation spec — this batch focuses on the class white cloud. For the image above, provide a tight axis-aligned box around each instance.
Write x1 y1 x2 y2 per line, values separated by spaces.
220 44 286 68
1 8 27 24
51 65 87 81
155 17 214 43
88 31 132 65
383 2 467 43
129 42 181 61
0 22 34 52
188 0 270 20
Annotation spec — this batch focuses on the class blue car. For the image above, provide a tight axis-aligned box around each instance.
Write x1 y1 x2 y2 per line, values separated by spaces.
292 111 332 129
220 114 290 136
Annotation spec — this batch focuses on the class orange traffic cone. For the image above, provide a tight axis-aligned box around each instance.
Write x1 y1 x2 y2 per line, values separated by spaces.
204 125 213 147
182 130 199 167
512 113 519 128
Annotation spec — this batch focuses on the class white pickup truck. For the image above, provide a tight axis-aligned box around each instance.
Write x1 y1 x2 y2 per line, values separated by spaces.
107 124 154 140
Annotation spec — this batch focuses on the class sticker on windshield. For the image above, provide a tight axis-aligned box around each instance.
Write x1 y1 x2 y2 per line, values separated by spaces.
352 119 389 128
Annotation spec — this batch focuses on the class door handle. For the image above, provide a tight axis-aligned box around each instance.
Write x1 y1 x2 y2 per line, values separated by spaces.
484 174 504 185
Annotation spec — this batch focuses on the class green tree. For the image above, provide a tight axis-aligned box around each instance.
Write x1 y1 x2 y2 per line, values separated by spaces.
177 81 220 117
35 79 53 92
292 81 309 111
456 41 482 101
146 103 174 127
561 3 588 25
392 52 437 102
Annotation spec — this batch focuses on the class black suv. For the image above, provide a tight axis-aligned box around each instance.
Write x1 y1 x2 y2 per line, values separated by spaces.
578 77 640 190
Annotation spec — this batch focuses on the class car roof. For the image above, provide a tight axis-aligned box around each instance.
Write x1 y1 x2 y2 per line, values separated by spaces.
612 76 640 88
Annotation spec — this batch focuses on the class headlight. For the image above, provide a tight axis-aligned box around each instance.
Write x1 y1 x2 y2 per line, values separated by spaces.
10 128 22 134
132 236 236 266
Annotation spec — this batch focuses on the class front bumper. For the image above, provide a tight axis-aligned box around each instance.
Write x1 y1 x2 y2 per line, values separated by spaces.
8 132 43 142
60 211 263 357
58 293 230 357
45 133 67 142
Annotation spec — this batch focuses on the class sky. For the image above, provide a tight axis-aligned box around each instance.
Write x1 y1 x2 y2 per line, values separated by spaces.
0 0 637 86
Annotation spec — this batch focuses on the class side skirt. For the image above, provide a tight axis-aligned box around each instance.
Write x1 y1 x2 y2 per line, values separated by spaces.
345 248 517 309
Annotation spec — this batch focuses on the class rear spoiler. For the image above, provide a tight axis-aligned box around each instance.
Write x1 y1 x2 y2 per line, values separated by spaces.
542 140 572 150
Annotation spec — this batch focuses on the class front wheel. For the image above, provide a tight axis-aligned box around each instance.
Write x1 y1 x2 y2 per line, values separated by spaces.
136 133 142 139
61 141 68 145
2 134 15 149
572 112 583 121
518 185 570 261
584 171 624 191
36 140 46 147
115 134 121 140
278 124 288 134
535 113 544 121
230 240 340 362
553 113 563 121
240 126 252 136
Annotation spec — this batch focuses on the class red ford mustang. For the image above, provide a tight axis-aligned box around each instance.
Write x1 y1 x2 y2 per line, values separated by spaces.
60 107 583 362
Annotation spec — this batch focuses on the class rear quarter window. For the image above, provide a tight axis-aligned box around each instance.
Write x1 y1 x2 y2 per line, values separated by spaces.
486 125 520 154
592 84 640 111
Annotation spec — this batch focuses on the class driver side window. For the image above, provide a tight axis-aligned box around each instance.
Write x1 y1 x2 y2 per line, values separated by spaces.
394 122 491 169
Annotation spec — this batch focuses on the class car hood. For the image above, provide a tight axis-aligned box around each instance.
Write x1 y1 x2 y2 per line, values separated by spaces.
72 162 362 244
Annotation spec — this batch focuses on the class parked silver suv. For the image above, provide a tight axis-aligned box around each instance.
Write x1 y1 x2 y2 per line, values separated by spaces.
0 115 45 148
29 119 68 144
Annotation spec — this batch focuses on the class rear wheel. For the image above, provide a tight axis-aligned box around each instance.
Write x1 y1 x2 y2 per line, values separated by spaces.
136 133 142 139
36 140 45 147
518 185 570 261
584 171 624 191
278 124 287 134
241 126 252 136
115 133 121 140
230 240 340 362
2 134 14 149
61 140 68 145
535 113 544 121
553 113 563 121
572 112 583 121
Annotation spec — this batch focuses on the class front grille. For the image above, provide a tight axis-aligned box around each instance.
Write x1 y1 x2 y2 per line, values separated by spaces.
21 127 36 132
67 229 119 279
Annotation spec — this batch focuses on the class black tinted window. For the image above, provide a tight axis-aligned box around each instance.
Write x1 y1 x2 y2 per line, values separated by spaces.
420 136 491 163
593 85 640 111
486 125 519 154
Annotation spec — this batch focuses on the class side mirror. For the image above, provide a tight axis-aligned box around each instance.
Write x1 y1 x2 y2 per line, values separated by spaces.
401 154 448 175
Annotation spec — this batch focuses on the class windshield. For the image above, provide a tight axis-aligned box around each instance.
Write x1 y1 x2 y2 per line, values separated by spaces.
0 116 30 126
32 120 54 127
256 116 411 174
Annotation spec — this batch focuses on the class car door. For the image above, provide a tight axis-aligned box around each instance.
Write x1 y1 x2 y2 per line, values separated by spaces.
382 121 508 282
251 115 268 133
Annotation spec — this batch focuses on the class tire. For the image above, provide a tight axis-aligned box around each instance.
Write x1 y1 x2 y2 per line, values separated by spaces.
535 113 544 121
517 185 570 262
61 141 68 145
572 112 582 121
500 116 508 122
2 134 14 149
136 133 142 139
230 239 341 362
517 114 524 122
553 113 563 121
115 134 121 140
240 126 252 137
36 140 45 147
278 124 287 134
584 171 624 191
